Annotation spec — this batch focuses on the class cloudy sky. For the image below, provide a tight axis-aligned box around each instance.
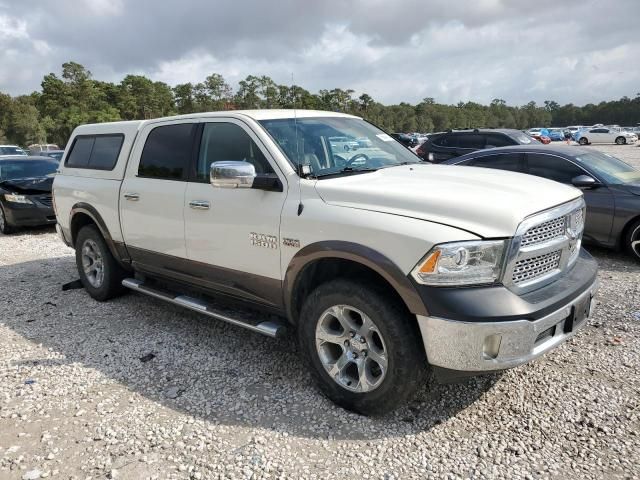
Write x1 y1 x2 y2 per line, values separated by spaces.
0 0 638 106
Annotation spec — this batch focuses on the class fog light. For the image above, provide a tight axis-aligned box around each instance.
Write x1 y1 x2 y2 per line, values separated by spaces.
482 334 502 360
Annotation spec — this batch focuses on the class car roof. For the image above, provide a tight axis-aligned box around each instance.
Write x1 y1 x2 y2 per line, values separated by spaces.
446 145 592 163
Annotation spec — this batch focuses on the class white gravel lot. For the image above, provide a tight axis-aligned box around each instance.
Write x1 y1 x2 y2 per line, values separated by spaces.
0 144 639 479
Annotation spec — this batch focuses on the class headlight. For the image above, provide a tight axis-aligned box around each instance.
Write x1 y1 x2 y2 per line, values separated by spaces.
411 240 507 286
4 194 33 204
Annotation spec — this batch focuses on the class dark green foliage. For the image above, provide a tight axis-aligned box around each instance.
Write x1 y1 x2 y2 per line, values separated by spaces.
1 62 639 147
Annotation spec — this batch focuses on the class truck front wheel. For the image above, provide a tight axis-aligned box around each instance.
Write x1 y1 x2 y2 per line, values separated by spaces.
298 279 427 415
75 225 127 301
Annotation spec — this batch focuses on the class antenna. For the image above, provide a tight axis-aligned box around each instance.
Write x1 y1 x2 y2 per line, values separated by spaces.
293 72 304 216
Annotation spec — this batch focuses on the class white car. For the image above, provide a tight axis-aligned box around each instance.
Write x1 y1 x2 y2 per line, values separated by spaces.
53 109 598 415
577 127 638 145
0 145 27 156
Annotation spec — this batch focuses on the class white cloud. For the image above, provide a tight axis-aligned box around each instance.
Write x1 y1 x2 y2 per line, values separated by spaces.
0 0 638 106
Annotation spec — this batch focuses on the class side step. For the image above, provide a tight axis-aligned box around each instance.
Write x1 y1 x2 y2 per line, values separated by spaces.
121 278 287 338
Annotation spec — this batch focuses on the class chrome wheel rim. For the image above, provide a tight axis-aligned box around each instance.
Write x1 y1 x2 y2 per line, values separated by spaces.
315 305 388 393
631 225 640 259
81 239 104 288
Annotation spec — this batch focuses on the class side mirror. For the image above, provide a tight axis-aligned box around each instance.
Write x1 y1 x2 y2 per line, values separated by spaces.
210 161 256 188
571 174 600 189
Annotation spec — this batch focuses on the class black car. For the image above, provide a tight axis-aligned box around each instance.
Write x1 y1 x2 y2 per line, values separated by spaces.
0 156 58 234
443 145 640 260
417 129 537 162
390 133 419 148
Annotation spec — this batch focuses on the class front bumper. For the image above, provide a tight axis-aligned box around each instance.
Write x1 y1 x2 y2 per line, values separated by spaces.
416 249 598 375
3 202 56 227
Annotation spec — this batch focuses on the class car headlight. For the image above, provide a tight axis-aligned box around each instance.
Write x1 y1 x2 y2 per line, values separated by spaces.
411 240 507 286
4 194 33 204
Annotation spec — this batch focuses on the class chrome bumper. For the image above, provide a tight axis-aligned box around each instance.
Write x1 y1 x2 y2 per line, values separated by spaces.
417 279 599 372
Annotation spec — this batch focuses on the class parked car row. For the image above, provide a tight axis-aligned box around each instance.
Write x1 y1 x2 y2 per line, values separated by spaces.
527 125 639 145
0 144 64 161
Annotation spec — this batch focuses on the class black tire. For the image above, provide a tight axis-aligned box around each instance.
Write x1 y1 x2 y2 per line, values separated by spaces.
298 279 427 415
75 225 127 301
615 136 626 145
0 204 14 234
578 137 589 145
623 218 640 262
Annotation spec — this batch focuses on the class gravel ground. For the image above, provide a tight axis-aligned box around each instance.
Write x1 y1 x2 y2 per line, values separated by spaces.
1 144 639 480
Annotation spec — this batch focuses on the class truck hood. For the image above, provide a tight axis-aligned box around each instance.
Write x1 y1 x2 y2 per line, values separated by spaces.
314 164 582 238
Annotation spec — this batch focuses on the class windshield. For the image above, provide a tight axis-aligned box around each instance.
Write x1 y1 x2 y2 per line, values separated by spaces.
0 147 26 155
259 117 421 177
574 151 640 185
0 160 58 181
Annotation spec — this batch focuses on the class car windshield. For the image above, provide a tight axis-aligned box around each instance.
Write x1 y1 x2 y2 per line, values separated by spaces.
47 151 64 161
0 160 58 181
259 117 421 177
574 151 640 185
0 147 26 155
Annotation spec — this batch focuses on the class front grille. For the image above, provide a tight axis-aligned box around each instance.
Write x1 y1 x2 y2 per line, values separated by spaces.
512 250 561 284
38 195 53 207
521 216 566 247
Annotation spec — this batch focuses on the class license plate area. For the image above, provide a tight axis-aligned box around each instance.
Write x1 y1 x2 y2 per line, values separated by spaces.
564 295 592 333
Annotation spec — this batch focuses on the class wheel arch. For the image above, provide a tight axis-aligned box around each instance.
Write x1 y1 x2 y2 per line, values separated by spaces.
620 214 640 250
69 203 131 268
283 241 428 324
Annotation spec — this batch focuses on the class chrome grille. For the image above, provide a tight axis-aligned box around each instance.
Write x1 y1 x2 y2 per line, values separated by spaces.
504 198 586 294
521 216 566 247
512 250 561 284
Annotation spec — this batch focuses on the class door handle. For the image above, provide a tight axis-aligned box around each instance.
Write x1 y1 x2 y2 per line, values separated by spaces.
189 200 210 210
124 193 140 201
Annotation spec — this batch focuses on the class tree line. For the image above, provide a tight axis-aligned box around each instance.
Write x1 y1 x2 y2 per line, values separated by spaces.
1 61 639 147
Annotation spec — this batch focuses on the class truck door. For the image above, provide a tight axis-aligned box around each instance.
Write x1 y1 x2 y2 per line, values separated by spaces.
183 119 287 307
120 120 197 261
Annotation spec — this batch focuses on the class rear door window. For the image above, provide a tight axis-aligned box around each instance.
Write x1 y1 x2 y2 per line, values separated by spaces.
457 134 485 149
526 153 586 183
466 153 525 172
138 123 195 180
484 133 513 148
65 134 124 170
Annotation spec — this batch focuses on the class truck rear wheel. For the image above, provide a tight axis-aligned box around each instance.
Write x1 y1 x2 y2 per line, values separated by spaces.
75 225 127 301
298 279 427 415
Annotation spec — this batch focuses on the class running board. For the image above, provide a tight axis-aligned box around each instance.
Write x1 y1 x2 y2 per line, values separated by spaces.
121 278 287 338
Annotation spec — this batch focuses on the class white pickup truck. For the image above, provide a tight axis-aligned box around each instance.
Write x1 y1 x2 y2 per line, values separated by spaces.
53 110 598 415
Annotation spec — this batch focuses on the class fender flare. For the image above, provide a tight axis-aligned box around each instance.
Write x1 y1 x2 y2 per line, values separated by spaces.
69 203 131 267
283 241 428 322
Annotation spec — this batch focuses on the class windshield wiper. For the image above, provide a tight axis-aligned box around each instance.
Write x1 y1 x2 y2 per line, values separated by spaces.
315 167 380 179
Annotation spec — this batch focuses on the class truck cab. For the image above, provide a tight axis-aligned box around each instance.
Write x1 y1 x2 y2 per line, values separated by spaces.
53 110 598 415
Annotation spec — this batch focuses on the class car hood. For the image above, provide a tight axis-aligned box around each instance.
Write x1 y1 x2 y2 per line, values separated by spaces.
314 164 582 238
0 176 53 194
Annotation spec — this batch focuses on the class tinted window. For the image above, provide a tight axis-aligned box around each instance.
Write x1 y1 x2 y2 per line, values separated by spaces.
196 123 273 181
457 134 485 149
65 135 123 170
590 128 607 134
526 153 585 184
432 134 451 147
484 133 513 148
467 153 524 172
139 124 194 180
